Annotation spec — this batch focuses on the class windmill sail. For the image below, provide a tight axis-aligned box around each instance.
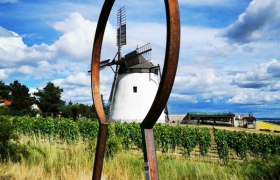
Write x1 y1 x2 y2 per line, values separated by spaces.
108 6 127 105
117 6 126 48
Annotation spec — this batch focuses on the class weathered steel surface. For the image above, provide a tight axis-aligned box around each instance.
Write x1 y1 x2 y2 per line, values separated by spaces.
91 0 180 179
141 0 180 129
91 1 115 179
141 0 180 179
92 123 108 180
142 128 159 180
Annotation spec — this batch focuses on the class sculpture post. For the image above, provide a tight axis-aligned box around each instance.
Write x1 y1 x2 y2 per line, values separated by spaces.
91 0 180 179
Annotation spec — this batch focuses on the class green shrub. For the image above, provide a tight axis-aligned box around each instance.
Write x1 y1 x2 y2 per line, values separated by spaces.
0 116 29 162
105 136 121 159
214 129 229 163
57 119 80 142
196 128 211 156
180 127 197 157
78 120 99 140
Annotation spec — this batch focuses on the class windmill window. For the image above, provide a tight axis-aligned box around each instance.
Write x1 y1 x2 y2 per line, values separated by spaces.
133 86 137 93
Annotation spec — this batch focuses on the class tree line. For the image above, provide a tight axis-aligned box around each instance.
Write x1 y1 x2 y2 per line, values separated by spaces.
0 80 108 120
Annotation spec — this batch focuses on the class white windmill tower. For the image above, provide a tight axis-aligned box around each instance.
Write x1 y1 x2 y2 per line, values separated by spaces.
99 6 168 123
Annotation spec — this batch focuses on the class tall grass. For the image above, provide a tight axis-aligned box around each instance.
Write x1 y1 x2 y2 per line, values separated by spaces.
1 135 280 179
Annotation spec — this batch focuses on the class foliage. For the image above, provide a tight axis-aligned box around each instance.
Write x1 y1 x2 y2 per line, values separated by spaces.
196 128 211 156
0 81 10 100
214 128 280 163
0 106 11 115
105 136 121 159
0 116 29 162
78 119 99 140
180 126 198 156
55 118 80 142
213 129 229 163
9 80 35 115
34 82 65 115
3 116 280 163
62 102 97 120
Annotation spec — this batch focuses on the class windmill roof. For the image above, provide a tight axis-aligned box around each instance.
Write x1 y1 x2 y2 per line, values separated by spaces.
122 51 148 68
118 50 158 74
129 61 154 69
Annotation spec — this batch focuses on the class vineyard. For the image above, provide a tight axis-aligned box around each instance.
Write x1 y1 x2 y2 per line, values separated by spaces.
1 116 280 162
1 116 280 179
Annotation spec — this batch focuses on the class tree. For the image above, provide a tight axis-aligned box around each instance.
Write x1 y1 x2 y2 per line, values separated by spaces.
62 101 97 120
34 82 65 116
0 81 10 100
9 80 34 115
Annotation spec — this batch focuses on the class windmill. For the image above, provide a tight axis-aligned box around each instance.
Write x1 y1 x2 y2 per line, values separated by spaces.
95 6 167 123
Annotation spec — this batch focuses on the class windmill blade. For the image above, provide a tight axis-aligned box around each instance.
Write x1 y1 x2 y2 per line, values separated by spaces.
100 59 111 69
100 59 110 66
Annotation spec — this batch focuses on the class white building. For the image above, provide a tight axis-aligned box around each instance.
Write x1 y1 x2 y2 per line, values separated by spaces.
109 50 165 123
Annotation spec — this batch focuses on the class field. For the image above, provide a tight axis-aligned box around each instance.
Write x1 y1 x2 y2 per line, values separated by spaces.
1 116 280 179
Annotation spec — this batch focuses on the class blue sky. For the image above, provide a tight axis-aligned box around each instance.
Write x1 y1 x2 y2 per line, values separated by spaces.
0 0 280 118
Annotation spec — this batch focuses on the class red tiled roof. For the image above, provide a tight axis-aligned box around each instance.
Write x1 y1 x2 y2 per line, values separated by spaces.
3 100 12 106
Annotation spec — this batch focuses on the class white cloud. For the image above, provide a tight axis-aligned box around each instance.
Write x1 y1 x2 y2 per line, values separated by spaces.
228 90 280 104
0 12 116 68
64 72 90 87
51 12 95 59
173 62 231 103
222 0 280 44
18 65 34 74
0 27 55 66
170 93 198 103
232 59 280 89
51 71 111 104
228 59 280 104
0 69 8 80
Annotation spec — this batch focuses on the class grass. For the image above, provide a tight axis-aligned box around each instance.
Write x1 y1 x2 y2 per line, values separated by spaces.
0 135 280 180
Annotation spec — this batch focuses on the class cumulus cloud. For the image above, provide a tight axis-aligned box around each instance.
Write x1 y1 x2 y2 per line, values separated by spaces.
0 26 55 67
51 71 112 104
0 12 117 68
232 59 280 90
51 12 96 59
228 89 280 104
172 62 232 104
222 0 280 44
52 72 91 104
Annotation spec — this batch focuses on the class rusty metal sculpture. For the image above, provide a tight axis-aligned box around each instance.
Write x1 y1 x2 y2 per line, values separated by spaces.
91 0 180 179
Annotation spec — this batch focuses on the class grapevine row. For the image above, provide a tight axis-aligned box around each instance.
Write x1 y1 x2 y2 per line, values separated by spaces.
2 116 280 161
214 129 280 163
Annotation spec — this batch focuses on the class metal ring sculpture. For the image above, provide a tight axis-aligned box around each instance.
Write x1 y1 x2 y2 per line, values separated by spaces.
91 0 180 179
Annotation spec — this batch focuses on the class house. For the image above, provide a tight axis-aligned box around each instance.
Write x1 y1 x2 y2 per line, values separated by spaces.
0 99 12 106
235 113 256 128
